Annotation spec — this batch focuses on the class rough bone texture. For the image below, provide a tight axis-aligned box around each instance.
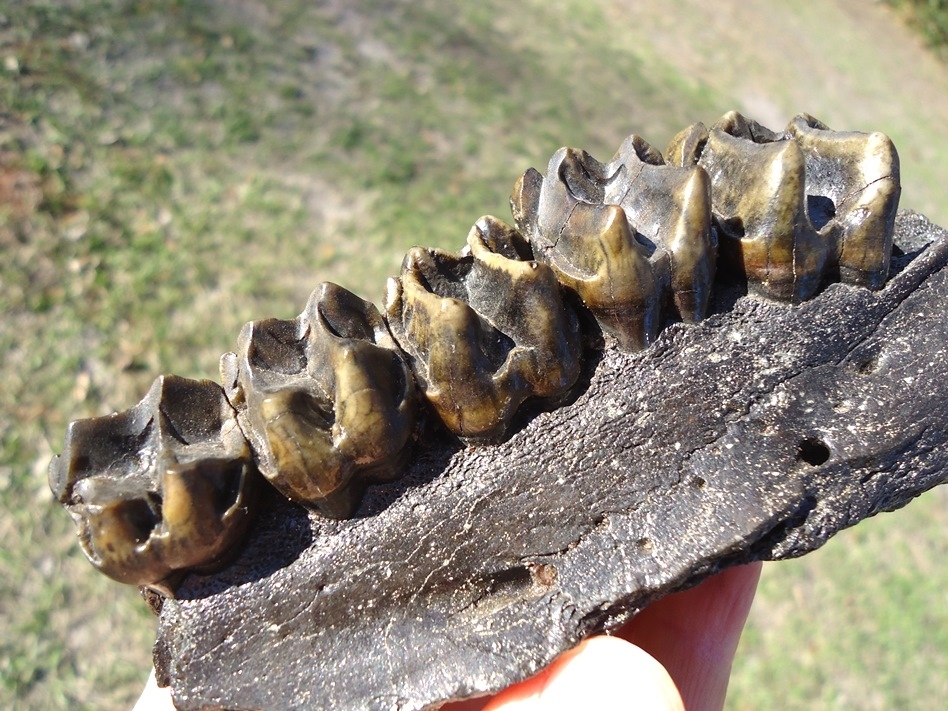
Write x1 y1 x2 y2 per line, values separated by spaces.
155 212 948 711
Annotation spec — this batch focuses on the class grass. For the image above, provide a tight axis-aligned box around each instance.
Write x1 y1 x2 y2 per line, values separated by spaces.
886 0 948 55
0 1 945 708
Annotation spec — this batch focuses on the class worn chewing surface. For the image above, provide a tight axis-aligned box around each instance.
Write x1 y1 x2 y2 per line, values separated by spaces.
156 212 948 711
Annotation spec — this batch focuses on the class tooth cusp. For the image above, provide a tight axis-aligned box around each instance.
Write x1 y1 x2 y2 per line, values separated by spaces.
229 283 416 519
385 216 581 443
47 375 260 596
512 137 715 350
667 111 899 301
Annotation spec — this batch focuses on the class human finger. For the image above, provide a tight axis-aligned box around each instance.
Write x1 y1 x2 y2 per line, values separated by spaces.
617 562 762 711
443 635 684 711
132 668 177 711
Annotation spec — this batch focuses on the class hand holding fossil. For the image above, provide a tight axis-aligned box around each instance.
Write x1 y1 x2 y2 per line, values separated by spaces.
134 564 760 711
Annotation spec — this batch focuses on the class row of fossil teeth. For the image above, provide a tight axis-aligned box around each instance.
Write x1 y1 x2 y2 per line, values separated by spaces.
49 112 901 595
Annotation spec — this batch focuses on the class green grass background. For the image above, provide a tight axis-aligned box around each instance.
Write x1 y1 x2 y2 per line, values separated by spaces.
1 1 946 708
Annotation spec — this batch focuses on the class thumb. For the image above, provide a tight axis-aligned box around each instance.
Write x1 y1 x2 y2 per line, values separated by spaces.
483 635 684 711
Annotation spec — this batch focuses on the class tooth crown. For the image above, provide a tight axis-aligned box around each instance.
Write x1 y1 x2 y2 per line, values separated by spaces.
50 112 902 589
511 135 714 350
47 375 259 596
667 111 900 301
384 215 581 443
224 282 416 519
786 114 900 289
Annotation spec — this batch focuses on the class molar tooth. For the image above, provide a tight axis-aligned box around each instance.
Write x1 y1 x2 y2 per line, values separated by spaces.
230 283 416 519
606 135 715 323
47 375 260 596
786 113 900 290
384 216 581 443
695 119 828 302
513 147 660 350
667 111 899 302
512 137 714 349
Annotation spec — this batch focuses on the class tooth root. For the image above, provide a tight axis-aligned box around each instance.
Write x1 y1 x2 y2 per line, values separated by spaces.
385 218 581 443
787 114 900 290
232 283 416 518
47 375 259 593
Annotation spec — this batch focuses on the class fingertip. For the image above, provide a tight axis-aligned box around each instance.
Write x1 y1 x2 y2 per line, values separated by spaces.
133 669 177 711
618 562 763 711
485 636 684 711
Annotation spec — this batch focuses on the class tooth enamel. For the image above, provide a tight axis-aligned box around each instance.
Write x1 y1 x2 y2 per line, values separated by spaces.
786 114 900 290
229 283 416 519
47 375 259 596
512 136 714 350
666 111 899 301
384 215 581 442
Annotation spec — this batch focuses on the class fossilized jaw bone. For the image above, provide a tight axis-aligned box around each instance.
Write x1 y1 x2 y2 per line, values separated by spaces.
384 215 582 443
666 111 900 301
222 282 416 519
47 375 260 596
511 134 714 350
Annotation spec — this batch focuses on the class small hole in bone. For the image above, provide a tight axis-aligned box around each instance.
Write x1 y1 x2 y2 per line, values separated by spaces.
797 437 830 466
530 563 558 587
806 194 837 230
855 353 881 375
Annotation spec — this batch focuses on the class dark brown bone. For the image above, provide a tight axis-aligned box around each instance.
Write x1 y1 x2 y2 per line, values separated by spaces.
155 212 948 710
